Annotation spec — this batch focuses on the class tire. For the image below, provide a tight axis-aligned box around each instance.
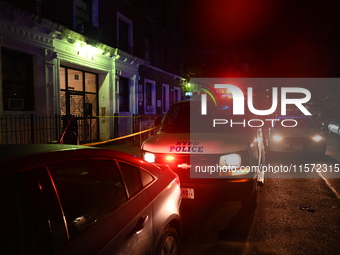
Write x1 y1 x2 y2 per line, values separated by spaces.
156 226 180 255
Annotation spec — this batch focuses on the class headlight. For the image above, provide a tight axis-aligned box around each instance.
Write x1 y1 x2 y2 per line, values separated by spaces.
219 154 251 176
219 154 241 168
272 135 283 142
312 135 323 142
144 152 155 163
231 167 250 176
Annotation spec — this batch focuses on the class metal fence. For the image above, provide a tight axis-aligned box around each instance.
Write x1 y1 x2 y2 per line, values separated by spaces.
132 114 162 145
0 114 62 144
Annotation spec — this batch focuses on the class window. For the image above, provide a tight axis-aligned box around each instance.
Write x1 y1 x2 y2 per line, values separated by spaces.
60 66 98 117
119 77 130 112
144 80 155 114
145 37 152 62
48 159 127 239
1 48 34 111
144 0 154 19
162 84 169 113
117 161 154 197
174 87 182 103
117 12 133 53
75 0 99 33
118 162 142 197
161 2 168 31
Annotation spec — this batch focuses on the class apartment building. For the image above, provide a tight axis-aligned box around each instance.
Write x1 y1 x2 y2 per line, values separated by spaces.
0 0 185 144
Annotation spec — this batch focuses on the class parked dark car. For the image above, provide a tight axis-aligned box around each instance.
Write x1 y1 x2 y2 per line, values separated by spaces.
0 144 181 255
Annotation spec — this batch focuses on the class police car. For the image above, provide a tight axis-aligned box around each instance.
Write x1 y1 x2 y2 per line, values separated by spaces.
142 99 264 209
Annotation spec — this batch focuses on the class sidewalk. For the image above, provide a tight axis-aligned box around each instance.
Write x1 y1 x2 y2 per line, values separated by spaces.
98 140 142 157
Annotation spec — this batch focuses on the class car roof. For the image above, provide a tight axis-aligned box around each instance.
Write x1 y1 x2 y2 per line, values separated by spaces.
0 144 162 177
0 144 90 161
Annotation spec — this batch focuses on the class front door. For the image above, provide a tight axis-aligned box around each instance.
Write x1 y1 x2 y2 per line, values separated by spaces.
60 67 98 143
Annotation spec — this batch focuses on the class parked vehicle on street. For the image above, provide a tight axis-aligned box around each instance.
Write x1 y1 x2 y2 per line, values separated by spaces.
142 99 265 209
328 119 340 135
268 116 326 155
0 144 181 255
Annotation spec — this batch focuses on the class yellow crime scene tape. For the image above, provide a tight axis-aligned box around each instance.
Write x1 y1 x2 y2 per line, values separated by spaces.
93 115 141 118
81 126 158 146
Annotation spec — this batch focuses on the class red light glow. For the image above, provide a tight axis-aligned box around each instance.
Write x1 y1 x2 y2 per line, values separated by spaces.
165 155 176 163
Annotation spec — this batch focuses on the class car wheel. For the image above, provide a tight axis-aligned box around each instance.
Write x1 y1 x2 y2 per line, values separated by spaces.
156 226 180 255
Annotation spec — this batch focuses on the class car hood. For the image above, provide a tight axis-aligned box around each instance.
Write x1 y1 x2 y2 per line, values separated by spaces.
141 132 253 154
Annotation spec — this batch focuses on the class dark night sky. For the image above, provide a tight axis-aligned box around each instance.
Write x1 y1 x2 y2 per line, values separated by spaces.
184 0 340 77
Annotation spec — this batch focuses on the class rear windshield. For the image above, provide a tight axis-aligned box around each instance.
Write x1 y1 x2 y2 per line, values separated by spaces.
160 101 252 133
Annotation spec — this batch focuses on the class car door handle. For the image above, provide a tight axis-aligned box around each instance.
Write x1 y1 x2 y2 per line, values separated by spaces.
132 215 149 235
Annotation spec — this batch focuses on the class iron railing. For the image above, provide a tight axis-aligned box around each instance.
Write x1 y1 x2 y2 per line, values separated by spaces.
0 114 62 144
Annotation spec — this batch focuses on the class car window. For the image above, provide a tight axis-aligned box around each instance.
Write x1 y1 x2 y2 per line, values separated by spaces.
140 168 155 186
117 162 154 197
47 159 127 239
160 101 252 133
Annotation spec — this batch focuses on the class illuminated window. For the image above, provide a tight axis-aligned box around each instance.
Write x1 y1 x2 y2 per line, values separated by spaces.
1 48 34 111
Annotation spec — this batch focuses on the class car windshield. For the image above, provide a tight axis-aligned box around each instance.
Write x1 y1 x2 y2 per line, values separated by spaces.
160 101 252 133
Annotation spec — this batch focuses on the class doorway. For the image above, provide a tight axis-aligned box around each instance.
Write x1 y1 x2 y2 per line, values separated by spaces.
60 67 99 143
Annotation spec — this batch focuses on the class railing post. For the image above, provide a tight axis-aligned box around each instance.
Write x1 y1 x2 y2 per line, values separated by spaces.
55 114 59 141
133 114 141 146
114 113 119 139
30 114 35 144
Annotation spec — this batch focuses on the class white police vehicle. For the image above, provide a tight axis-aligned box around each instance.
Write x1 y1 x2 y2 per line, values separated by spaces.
142 99 264 209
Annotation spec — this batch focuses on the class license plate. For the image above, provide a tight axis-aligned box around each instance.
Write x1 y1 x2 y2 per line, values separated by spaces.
181 188 194 199
292 145 303 150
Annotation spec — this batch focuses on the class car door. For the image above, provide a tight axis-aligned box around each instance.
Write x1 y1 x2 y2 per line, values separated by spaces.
46 158 154 255
100 160 155 255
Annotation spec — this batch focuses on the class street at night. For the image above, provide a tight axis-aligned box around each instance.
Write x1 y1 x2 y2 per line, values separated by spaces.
179 133 340 255
1 0 340 254
101 132 340 255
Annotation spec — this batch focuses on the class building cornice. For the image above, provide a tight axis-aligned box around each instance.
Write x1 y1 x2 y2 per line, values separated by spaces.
0 20 54 49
